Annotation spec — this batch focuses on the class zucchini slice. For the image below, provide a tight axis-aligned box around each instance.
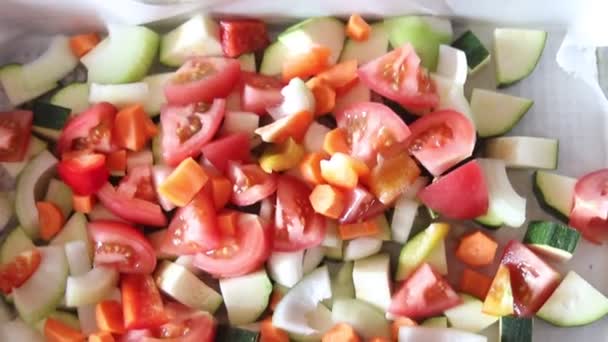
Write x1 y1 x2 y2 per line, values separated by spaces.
352 254 391 312
533 171 576 221
484 136 558 170
219 269 272 325
494 28 547 88
470 89 533 138
523 221 579 261
451 30 490 74
50 82 90 115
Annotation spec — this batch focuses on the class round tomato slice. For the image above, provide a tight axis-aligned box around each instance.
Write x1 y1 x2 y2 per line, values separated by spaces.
88 220 157 274
273 175 326 251
339 186 386 224
201 132 251 173
193 213 271 278
58 153 109 196
569 169 608 243
160 99 226 166
335 102 411 165
418 160 489 219
227 162 278 206
117 165 157 203
164 57 241 105
0 248 41 294
57 102 117 155
143 302 216 342
240 72 284 115
358 43 439 115
97 183 167 227
405 109 475 176
0 110 33 162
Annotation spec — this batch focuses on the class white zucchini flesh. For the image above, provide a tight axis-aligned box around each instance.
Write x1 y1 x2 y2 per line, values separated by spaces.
494 28 547 87
267 78 315 120
303 246 325 275
0 192 12 232
50 82 90 115
343 237 382 261
425 239 448 276
278 17 345 65
470 89 533 138
1 136 47 180
352 254 392 312
331 299 390 339
159 14 223 67
219 269 272 325
436 44 468 85
89 82 149 108
268 250 304 288
534 171 576 219
221 111 260 138
334 81 372 112
399 327 487 342
303 122 331 153
339 23 389 64
431 73 473 122
444 294 498 333
64 241 92 276
64 266 119 307
391 177 429 243
0 320 44 342
238 53 256 72
22 35 78 90
142 72 174 116
44 179 73 219
0 64 56 106
484 136 558 170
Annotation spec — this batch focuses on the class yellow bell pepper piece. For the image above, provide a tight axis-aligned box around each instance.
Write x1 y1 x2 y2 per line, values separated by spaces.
259 137 305 173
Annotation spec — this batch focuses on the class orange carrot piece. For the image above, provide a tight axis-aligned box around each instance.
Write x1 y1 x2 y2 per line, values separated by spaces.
299 152 327 185
310 82 336 116
158 157 209 207
209 175 233 210
391 317 417 341
320 153 366 189
44 317 86 342
37 201 65 241
282 46 331 82
269 289 284 312
310 184 345 219
88 331 115 342
368 152 420 205
338 219 380 240
96 300 125 334
72 194 95 214
69 33 101 58
459 268 493 300
455 231 498 267
107 150 127 175
112 104 156 152
346 14 371 41
260 318 290 342
368 338 391 342
217 210 239 236
335 78 360 96
316 60 359 89
322 323 361 342
255 110 314 144
323 128 350 155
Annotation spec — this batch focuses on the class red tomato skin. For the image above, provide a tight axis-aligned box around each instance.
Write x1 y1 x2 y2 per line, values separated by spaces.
164 57 241 105
418 160 489 219
388 263 461 320
96 183 167 227
88 220 157 274
58 153 109 196
201 132 251 173
144 302 216 342
0 110 32 162
501 240 561 317
240 72 284 115
227 162 278 207
569 169 608 244
117 165 158 203
160 99 226 167
339 186 386 224
121 274 168 330
0 248 41 294
405 109 475 176
57 102 117 155
220 20 270 58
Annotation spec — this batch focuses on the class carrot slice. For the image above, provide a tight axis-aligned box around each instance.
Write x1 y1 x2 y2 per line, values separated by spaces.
112 104 157 152
322 323 361 342
107 150 127 176
255 110 314 144
44 317 86 342
96 300 125 334
299 152 327 185
310 184 345 219
455 231 498 267
346 14 371 41
217 210 239 236
323 128 350 155
88 332 115 342
459 268 493 300
368 338 391 342
338 219 380 240
260 317 290 342
209 174 232 210
391 317 417 341
158 157 209 207
72 194 95 214
282 46 331 82
37 201 65 241
309 82 336 116
69 33 101 58
320 153 368 189
316 60 359 89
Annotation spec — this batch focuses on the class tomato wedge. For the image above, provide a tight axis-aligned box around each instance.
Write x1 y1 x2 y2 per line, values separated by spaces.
97 183 167 227
164 57 241 105
358 43 438 115
145 302 216 342
501 240 561 317
220 20 270 58
227 162 278 206
201 132 251 173
241 72 284 115
418 160 489 219
0 249 41 294
0 110 33 162
569 169 608 244
121 274 168 330
89 220 157 274
273 175 326 251
161 191 221 255
57 102 117 155
388 263 461 320
339 186 386 224
405 109 475 176
58 153 109 196
160 99 226 166
117 165 158 203
335 102 411 166
194 213 271 278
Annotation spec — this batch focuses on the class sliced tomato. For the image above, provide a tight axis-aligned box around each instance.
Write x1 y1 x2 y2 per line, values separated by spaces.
160 99 226 166
119 330 154 342
201 132 251 173
569 169 608 243
358 44 438 115
57 102 117 155
339 186 386 224
58 153 109 196
164 57 241 105
273 175 326 251
335 102 411 166
97 183 167 227
117 165 157 203
0 248 41 294
501 240 561 317
0 110 32 162
220 19 270 58
241 72 284 115
143 302 216 342
418 160 489 219
227 162 278 206
161 191 221 255
194 213 271 278
121 274 168 330
405 109 475 176
89 220 157 274
388 263 461 320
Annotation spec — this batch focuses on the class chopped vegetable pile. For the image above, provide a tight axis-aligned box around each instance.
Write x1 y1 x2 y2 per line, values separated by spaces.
0 11 606 342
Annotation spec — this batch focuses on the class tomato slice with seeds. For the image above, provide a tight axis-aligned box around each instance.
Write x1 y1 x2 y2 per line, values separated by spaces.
57 102 117 155
405 109 475 176
358 43 438 115
160 99 226 167
193 213 271 278
164 57 241 105
339 185 386 224
241 72 284 115
97 183 167 227
220 20 270 58
117 165 158 203
273 175 326 251
145 302 216 342
89 220 157 274
201 132 251 173
58 153 109 196
0 110 32 162
160 191 221 255
335 102 411 166
121 274 168 330
0 248 41 294
569 169 608 244
227 162 278 207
